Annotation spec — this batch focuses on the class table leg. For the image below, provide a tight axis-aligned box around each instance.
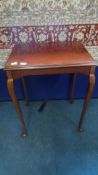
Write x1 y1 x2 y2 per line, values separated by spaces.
70 73 77 103
78 73 95 132
7 78 27 137
21 77 30 106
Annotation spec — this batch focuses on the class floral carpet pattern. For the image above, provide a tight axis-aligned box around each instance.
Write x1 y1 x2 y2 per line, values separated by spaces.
0 0 98 26
0 25 98 49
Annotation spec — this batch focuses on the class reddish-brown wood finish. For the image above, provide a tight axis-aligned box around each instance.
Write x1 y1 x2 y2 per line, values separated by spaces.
21 77 30 106
5 42 96 136
70 73 77 103
5 42 95 70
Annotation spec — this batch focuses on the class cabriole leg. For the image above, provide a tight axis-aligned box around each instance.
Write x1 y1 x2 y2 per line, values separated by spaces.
79 73 95 132
7 77 27 137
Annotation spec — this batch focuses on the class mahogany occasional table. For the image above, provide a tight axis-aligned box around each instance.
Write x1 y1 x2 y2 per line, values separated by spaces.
4 42 96 136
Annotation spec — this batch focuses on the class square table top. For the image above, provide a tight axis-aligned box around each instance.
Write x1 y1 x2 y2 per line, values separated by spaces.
5 42 95 70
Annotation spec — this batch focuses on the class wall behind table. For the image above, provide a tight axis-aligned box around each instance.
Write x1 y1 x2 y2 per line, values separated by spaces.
0 0 98 101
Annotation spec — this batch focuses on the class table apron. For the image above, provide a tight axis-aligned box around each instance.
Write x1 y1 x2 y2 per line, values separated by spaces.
6 66 93 80
11 66 92 80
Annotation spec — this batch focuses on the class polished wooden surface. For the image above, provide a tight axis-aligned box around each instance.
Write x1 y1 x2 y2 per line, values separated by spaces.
5 42 96 136
5 42 95 70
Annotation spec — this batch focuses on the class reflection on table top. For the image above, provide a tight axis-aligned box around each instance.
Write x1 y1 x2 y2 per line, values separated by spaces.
5 42 95 70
